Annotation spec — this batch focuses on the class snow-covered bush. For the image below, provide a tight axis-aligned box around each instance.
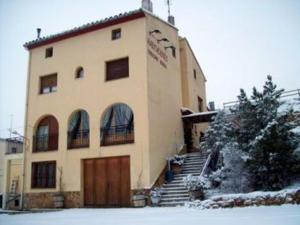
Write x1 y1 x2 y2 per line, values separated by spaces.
150 187 162 198
210 143 252 193
183 175 210 191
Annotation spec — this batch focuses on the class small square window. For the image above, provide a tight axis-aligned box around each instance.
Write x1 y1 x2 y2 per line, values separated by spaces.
45 47 53 58
172 47 176 58
112 29 121 40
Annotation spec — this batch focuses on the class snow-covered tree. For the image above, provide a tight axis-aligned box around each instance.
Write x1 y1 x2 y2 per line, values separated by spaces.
201 110 234 171
210 142 252 193
202 76 299 192
248 112 299 190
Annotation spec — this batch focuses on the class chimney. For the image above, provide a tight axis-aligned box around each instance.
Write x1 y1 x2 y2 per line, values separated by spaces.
36 28 41 39
209 101 216 111
142 0 153 13
168 15 175 26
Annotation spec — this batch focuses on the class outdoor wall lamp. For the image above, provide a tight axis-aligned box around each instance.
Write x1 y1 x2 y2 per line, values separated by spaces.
149 29 161 35
157 38 169 43
164 45 175 50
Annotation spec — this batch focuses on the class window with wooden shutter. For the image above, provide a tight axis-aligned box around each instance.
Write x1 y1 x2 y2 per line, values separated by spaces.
198 96 203 112
106 57 129 81
31 161 56 188
40 74 57 94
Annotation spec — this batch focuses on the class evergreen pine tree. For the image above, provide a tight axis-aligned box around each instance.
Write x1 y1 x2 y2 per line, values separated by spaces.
248 112 298 190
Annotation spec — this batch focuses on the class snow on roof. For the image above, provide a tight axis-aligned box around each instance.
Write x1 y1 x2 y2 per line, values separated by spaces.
182 111 218 118
181 107 194 113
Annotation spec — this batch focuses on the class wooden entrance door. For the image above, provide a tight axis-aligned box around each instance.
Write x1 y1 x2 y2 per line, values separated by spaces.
83 156 130 207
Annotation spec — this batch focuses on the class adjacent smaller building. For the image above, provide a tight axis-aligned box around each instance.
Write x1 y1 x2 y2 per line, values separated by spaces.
0 138 23 209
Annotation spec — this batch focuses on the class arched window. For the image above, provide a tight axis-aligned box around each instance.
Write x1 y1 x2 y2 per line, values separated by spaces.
75 67 84 79
100 103 134 146
68 110 89 149
33 115 59 152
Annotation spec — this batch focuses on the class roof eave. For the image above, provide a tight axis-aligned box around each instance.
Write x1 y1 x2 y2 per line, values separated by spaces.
24 10 146 50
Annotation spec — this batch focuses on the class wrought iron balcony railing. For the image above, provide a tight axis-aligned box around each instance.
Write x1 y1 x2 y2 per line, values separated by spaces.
100 124 134 146
67 129 90 149
32 134 58 152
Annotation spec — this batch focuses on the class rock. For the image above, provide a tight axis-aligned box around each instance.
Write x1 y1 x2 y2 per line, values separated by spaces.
234 197 244 207
285 197 293 204
244 200 253 206
211 204 219 209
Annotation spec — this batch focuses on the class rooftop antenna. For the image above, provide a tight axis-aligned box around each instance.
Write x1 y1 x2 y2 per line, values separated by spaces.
9 114 13 138
166 0 172 17
166 0 175 25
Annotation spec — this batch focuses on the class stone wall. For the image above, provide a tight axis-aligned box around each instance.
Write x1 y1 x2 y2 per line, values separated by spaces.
187 188 300 210
24 191 81 209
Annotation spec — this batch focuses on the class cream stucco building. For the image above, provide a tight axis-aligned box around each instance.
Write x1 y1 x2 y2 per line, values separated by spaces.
0 138 23 209
22 4 210 208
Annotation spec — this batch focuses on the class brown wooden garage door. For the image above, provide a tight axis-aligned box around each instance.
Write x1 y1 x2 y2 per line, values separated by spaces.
83 156 130 207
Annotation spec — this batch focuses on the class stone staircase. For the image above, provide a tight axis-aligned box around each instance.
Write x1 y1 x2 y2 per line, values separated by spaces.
159 151 209 207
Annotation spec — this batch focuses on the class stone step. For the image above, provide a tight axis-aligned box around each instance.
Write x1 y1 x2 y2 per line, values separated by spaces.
161 187 187 191
185 158 202 161
181 171 202 175
163 184 186 188
160 197 190 202
174 173 200 177
161 193 189 198
159 202 185 207
182 166 203 169
161 190 188 194
182 168 202 171
184 160 205 164
182 171 202 175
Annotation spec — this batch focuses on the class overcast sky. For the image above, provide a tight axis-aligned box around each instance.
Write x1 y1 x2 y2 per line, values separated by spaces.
0 0 299 138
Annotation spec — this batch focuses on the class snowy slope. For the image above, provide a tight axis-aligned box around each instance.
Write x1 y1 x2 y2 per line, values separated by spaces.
1 205 300 225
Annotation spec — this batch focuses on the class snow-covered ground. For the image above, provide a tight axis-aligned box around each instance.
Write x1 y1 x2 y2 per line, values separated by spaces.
1 205 300 225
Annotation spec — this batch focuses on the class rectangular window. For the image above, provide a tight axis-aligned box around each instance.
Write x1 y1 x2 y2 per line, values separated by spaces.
106 57 129 81
31 161 56 188
40 74 57 94
194 69 197 80
172 47 176 58
198 96 203 112
112 28 121 40
45 47 53 58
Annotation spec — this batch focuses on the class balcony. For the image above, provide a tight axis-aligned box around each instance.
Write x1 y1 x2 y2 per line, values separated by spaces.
32 134 59 152
67 129 89 149
100 124 134 146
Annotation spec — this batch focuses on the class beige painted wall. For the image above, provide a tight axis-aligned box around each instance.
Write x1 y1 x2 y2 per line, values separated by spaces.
145 15 184 187
24 17 151 195
179 38 209 146
4 157 23 194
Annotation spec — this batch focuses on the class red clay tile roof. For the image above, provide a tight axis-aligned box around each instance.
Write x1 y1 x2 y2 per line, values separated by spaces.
24 9 146 50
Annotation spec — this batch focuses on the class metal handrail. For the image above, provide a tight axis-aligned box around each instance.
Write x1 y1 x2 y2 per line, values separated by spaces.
223 88 300 109
200 153 212 177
